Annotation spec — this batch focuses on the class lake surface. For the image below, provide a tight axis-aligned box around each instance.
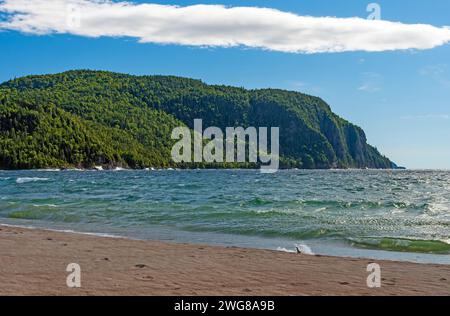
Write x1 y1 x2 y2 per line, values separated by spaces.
1 169 449 264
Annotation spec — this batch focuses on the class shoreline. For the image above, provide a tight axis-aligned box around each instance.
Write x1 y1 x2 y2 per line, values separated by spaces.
1 225 449 295
1 222 449 265
0 167 407 171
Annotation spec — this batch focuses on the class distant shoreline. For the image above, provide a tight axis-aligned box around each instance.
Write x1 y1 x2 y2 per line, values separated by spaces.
1 225 448 295
0 166 407 171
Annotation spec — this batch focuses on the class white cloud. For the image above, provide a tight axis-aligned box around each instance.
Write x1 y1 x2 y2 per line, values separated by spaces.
419 64 450 87
358 83 380 92
419 64 447 76
358 72 382 92
1 0 450 54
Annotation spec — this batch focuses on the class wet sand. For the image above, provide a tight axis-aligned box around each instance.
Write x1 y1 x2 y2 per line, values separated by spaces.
0 225 449 295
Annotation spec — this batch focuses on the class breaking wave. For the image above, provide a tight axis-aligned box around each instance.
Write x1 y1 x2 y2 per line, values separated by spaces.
16 177 50 184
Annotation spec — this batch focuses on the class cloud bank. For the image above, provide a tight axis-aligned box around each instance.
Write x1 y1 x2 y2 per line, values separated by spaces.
1 0 450 53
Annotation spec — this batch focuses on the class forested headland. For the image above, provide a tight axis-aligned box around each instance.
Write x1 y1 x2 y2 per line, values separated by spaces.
0 70 395 170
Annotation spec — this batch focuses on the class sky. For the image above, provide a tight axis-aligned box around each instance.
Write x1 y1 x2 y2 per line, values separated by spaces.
1 0 450 169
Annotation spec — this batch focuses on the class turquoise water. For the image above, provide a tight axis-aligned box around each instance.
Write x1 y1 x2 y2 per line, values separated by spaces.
1 169 449 263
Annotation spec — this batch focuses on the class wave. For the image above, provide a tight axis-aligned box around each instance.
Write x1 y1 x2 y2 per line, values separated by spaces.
276 243 314 255
240 198 427 211
183 225 338 240
0 223 124 239
241 197 274 206
8 208 77 222
276 247 296 253
9 210 46 220
36 169 61 172
32 204 58 208
348 237 450 254
16 177 50 184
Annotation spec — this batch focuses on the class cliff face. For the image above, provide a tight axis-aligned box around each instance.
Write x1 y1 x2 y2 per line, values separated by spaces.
0 70 394 169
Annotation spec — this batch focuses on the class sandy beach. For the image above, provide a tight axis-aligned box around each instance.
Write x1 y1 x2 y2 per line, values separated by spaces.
0 225 449 296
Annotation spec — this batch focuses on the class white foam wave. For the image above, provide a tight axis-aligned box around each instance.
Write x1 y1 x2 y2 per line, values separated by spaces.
276 247 296 253
295 243 314 255
0 223 124 239
16 177 50 184
32 204 58 208
36 169 61 172
277 243 314 255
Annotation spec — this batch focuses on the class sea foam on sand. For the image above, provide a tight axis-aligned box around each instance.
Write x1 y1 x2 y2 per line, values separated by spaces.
277 243 314 255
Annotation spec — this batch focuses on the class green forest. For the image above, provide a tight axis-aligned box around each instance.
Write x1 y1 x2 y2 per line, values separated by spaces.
0 70 395 170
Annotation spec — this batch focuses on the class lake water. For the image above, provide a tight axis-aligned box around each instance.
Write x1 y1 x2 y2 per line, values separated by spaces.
1 169 449 264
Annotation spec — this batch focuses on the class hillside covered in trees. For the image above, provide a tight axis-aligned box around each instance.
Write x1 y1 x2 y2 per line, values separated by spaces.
0 70 394 170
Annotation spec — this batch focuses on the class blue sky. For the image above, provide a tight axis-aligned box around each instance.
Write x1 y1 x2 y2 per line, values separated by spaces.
1 0 450 169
